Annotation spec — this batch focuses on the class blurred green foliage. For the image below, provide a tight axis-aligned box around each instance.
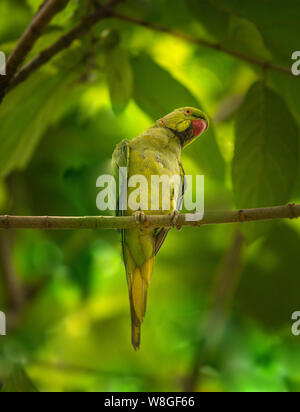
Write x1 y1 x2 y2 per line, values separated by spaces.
0 0 299 392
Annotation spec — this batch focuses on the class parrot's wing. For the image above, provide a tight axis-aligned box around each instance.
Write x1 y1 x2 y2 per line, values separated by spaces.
112 139 131 264
113 139 149 350
154 162 186 255
177 161 187 211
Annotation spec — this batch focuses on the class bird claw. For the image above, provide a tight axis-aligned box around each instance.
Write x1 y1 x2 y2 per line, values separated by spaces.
170 210 182 231
133 211 147 225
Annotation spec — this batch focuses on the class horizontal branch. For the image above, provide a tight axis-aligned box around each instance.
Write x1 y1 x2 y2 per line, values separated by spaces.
0 204 299 230
0 0 70 101
110 11 292 77
8 0 124 93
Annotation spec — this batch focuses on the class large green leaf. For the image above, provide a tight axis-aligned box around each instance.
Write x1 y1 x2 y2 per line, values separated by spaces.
270 72 300 126
132 54 200 119
207 0 300 65
132 54 225 181
186 0 271 62
269 73 300 199
232 81 299 240
1 365 38 393
100 30 133 115
0 54 81 178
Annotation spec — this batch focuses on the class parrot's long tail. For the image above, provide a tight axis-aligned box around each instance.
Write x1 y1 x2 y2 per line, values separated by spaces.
129 257 154 350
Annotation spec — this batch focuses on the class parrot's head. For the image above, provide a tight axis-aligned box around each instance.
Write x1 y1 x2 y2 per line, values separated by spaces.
158 107 209 148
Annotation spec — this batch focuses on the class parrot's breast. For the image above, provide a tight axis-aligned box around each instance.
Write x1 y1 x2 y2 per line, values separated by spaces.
127 133 181 216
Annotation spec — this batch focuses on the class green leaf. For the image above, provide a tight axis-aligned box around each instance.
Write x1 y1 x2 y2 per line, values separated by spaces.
269 73 300 199
186 0 271 61
132 54 200 119
232 82 299 240
132 54 225 181
208 0 300 64
0 72 64 178
270 72 300 126
103 44 133 115
1 365 38 393
186 0 230 41
0 53 81 178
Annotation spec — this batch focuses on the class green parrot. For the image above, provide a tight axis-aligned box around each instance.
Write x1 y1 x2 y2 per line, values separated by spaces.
112 107 209 350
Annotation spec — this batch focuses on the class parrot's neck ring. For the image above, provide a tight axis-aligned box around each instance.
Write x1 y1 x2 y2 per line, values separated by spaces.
166 124 194 147
159 118 194 146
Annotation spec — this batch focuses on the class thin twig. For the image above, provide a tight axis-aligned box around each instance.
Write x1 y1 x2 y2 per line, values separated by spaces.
109 11 292 77
7 0 124 93
0 0 70 101
0 204 299 230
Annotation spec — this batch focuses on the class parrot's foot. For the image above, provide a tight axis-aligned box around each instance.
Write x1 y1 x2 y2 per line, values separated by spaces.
170 210 182 231
133 211 147 225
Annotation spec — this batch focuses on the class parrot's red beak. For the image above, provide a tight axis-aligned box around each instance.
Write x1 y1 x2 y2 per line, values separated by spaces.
192 119 207 137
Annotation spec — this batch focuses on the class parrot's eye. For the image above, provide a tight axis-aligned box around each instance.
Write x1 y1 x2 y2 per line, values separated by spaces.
185 109 192 116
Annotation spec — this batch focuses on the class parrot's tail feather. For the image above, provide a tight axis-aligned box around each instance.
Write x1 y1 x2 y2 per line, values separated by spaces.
129 258 155 350
131 322 141 351
141 257 154 285
132 267 145 321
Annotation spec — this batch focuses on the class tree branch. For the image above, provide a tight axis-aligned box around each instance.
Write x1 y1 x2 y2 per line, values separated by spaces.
0 0 71 101
7 0 124 93
109 11 293 77
0 204 298 230
7 1 295 96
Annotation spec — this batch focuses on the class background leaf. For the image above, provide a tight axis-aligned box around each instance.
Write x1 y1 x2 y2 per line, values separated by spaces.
186 0 271 61
100 29 133 115
0 51 82 179
104 46 133 115
1 365 38 393
232 81 299 240
207 0 300 64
